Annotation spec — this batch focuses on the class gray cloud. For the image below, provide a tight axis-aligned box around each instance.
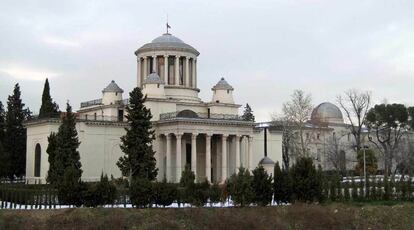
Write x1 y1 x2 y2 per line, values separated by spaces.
1 0 414 121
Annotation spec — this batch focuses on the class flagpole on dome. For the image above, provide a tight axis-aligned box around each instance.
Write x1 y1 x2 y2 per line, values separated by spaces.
166 14 171 34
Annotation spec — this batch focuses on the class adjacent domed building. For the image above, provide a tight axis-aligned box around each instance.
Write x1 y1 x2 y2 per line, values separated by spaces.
311 102 344 124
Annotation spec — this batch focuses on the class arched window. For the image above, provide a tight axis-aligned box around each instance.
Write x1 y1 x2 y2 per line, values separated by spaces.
34 144 41 177
177 110 198 118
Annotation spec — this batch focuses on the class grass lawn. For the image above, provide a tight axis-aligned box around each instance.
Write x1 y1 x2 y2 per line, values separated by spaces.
1 202 414 230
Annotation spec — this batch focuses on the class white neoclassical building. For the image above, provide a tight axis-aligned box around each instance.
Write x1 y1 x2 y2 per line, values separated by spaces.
25 32 284 184
25 31 359 184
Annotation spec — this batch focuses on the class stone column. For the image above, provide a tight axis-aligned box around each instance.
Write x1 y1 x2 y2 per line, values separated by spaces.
192 58 197 88
175 55 180 85
191 133 198 180
137 57 141 87
221 134 228 182
164 55 169 85
248 136 253 171
143 57 148 79
205 134 212 182
235 135 241 171
166 133 172 182
185 57 190 87
176 133 182 183
152 55 157 73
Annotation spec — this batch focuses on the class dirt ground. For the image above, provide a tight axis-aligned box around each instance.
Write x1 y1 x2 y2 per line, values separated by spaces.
0 202 414 230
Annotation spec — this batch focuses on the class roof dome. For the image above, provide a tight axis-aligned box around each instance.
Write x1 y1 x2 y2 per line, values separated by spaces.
259 156 275 165
102 80 124 93
135 33 199 56
212 78 234 90
311 102 344 124
144 73 164 84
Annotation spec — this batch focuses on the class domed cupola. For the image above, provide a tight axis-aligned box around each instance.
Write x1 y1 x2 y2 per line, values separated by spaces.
102 80 124 105
311 102 344 124
211 78 235 104
134 31 200 103
142 73 166 99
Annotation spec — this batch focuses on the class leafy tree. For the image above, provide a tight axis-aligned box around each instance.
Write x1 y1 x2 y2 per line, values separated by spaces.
241 103 255 122
38 78 59 118
3 84 29 179
366 103 409 175
227 167 254 207
251 165 273 206
355 148 378 175
129 177 153 208
289 157 321 202
117 87 157 181
273 162 291 204
46 132 58 184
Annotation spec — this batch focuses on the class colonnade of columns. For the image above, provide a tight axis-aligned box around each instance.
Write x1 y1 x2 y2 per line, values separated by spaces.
138 55 197 88
161 132 253 183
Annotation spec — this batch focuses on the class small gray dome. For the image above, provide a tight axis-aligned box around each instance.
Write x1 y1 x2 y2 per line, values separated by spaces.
212 78 234 91
136 33 199 56
102 80 124 93
259 156 275 165
144 73 164 84
311 102 344 124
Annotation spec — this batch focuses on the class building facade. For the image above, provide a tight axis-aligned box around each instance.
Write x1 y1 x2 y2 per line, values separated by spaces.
25 32 285 184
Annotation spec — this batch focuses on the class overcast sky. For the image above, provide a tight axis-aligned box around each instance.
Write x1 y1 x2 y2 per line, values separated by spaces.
1 0 414 121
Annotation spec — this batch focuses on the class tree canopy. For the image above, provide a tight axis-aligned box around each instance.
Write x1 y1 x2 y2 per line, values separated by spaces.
39 78 59 118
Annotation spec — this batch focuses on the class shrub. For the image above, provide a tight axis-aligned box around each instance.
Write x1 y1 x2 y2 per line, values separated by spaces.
130 178 153 208
209 182 222 204
227 167 254 207
180 164 196 204
274 162 291 204
251 166 273 206
57 166 85 207
153 179 177 207
289 157 321 203
191 179 210 207
83 174 117 207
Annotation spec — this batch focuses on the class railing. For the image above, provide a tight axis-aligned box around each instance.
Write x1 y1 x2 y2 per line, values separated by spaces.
159 111 242 121
78 114 125 122
80 99 102 108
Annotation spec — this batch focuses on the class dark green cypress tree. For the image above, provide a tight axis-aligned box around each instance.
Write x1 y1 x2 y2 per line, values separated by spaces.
343 181 350 201
290 157 320 203
46 132 58 184
209 182 222 204
38 78 59 118
241 103 255 122
4 84 29 179
351 177 358 201
52 103 82 186
117 87 157 181
251 165 273 206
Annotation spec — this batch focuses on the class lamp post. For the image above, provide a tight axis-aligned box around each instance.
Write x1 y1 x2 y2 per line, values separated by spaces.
362 145 369 197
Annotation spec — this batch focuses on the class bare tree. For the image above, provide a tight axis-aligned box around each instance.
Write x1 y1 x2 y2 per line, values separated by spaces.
337 89 371 152
324 131 351 175
282 89 313 157
271 115 295 170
